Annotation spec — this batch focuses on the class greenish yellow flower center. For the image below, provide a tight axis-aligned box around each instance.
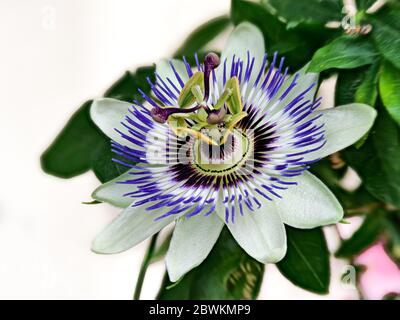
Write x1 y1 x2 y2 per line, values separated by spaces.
192 129 251 175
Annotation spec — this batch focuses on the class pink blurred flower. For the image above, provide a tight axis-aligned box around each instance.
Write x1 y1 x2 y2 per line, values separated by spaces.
356 243 400 300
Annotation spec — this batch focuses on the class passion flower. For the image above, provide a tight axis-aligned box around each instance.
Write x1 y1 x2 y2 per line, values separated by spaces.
90 22 376 282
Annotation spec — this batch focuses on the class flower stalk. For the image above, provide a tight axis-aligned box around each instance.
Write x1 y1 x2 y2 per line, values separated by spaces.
133 233 159 300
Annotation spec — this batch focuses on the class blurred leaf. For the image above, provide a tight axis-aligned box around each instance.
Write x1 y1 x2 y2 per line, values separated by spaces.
353 61 380 146
356 0 377 11
277 227 330 294
383 292 400 300
41 101 105 179
344 106 400 208
370 3 400 29
231 0 337 69
335 66 369 106
271 25 340 70
231 0 286 44
341 187 378 214
266 0 342 27
379 60 400 125
104 66 155 103
355 61 380 106
336 211 384 258
174 16 231 58
41 101 129 183
158 228 264 300
309 159 376 211
308 36 379 72
42 65 155 182
370 8 400 69
335 63 379 146
309 158 346 191
82 200 102 205
383 212 400 266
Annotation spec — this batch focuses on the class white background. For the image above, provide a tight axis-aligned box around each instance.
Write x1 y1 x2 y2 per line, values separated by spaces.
0 0 358 299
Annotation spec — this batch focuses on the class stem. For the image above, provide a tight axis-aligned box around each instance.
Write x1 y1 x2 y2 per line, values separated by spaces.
133 233 159 300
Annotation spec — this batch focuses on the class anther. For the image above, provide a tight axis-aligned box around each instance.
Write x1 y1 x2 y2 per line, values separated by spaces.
150 106 201 124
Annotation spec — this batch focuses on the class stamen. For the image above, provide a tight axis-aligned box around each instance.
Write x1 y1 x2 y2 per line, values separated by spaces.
150 105 200 124
203 52 220 102
191 85 205 105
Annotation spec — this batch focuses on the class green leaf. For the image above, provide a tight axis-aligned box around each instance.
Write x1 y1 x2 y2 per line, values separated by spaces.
336 211 384 258
370 3 400 30
41 101 106 179
267 0 342 27
370 10 400 69
231 0 286 44
91 140 128 183
158 228 264 300
383 292 400 300
379 60 400 125
174 16 231 58
335 67 369 106
42 65 155 182
104 66 155 103
308 36 379 72
82 200 102 205
231 0 336 69
383 212 400 266
277 227 330 294
41 101 129 183
335 63 379 147
344 106 400 208
310 157 377 214
355 61 380 106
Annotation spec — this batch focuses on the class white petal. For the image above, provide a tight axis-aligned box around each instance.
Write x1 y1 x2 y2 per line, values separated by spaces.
218 200 287 264
92 205 180 254
276 171 343 229
156 59 189 93
92 169 142 208
314 103 377 159
166 213 224 282
90 98 131 144
217 22 265 86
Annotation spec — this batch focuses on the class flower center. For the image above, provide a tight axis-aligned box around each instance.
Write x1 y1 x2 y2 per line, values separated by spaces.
150 52 248 146
191 129 251 175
